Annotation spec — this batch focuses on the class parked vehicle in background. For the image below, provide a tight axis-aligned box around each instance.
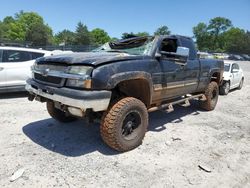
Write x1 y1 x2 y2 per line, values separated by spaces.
213 53 229 60
197 52 214 59
241 54 250 61
0 47 53 93
228 54 244 61
219 60 244 95
26 35 224 151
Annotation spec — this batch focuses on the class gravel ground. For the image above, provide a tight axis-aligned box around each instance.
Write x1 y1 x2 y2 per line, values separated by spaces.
0 61 250 188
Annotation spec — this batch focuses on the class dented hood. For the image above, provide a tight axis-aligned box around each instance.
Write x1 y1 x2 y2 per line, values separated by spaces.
36 52 144 66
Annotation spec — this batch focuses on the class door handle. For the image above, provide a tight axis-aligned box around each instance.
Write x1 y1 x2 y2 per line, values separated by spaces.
0 67 4 71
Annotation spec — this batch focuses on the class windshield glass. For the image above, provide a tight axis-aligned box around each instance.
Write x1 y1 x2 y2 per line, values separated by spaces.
93 36 155 55
224 63 230 72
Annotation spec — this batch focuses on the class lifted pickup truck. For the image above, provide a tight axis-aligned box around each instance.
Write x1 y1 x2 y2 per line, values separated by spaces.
26 35 224 151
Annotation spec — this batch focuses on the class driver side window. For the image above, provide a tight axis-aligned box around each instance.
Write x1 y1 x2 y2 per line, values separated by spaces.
232 63 239 72
160 39 178 58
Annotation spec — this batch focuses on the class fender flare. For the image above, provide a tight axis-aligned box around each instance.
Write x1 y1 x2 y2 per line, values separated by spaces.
209 68 223 83
107 71 153 105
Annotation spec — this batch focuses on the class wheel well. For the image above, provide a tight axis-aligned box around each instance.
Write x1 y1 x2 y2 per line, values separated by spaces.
223 80 230 85
211 72 221 85
112 79 151 108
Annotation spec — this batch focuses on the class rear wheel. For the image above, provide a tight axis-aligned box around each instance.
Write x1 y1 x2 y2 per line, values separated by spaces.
47 101 77 123
238 78 244 90
219 82 230 95
100 97 148 152
201 81 219 111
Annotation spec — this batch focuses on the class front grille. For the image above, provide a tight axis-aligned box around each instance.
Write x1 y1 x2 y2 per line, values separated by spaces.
34 73 62 85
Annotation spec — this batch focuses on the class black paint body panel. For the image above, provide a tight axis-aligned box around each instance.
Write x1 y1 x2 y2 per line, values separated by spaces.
34 35 224 106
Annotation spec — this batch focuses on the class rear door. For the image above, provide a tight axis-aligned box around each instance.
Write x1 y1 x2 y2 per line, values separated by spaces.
2 50 43 87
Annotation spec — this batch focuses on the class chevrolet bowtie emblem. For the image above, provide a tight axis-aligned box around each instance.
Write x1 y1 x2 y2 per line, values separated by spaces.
41 68 50 77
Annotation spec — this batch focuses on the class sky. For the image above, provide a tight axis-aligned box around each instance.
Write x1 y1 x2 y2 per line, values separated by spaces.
0 0 250 38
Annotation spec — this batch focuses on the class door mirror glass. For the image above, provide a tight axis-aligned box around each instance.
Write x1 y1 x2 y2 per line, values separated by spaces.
176 47 189 57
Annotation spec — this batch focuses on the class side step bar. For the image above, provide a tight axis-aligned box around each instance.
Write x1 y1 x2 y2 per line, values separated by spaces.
148 94 206 113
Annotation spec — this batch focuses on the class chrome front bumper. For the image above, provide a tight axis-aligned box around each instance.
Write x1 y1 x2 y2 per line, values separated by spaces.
25 79 111 112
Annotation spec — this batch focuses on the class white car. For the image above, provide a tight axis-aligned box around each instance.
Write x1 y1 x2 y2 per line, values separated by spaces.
0 47 53 93
219 60 244 95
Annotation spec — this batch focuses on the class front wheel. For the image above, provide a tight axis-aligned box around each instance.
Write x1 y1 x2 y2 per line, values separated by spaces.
201 81 219 111
47 101 77 123
100 97 148 152
238 78 244 90
219 82 230 95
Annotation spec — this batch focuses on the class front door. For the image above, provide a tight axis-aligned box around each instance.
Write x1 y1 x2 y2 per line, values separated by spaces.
156 38 186 100
231 63 241 88
2 50 33 88
159 59 186 99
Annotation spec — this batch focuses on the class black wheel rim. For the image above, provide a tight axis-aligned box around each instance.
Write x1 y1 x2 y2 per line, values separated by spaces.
122 111 141 141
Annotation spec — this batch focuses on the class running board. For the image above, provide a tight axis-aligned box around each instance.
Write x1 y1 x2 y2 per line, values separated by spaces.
148 94 206 113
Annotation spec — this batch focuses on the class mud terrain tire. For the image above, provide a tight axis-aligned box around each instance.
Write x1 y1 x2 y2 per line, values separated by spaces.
201 81 219 111
101 97 148 152
219 82 230 95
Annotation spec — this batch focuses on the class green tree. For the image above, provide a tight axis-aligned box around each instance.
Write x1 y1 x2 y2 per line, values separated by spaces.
0 11 53 45
54 29 75 45
154 26 171 35
121 32 137 39
207 17 232 36
193 22 212 51
193 17 234 52
136 32 149 37
90 28 111 45
0 21 3 39
74 22 91 45
1 16 24 41
207 17 233 51
223 27 249 54
26 22 53 46
7 11 45 41
121 32 149 39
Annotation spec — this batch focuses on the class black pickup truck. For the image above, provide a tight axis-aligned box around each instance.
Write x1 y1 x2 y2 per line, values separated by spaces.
26 35 224 151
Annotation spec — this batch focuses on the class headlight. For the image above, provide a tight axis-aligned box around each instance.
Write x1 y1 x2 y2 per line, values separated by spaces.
67 66 93 75
66 66 93 88
66 78 92 88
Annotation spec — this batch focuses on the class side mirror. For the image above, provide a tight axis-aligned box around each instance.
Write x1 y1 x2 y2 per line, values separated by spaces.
176 47 189 57
159 47 189 64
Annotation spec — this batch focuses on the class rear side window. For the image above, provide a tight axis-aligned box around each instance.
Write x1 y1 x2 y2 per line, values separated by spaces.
180 37 197 60
0 50 3 62
32 52 45 59
2 50 32 62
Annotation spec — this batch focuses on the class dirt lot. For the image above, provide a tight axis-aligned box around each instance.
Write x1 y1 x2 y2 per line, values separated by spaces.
0 61 250 188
